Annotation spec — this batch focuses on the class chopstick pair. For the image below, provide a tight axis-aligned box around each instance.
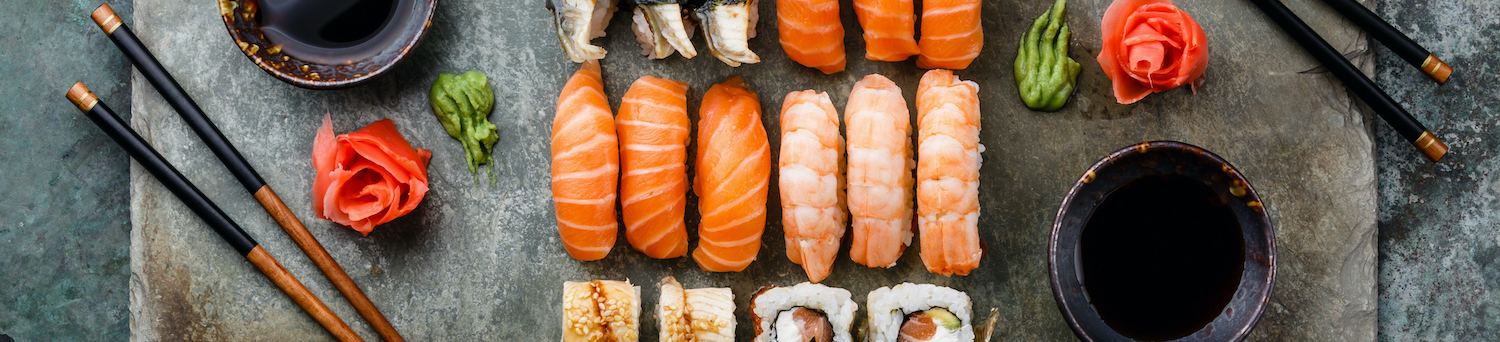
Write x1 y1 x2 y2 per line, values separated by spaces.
66 84 363 342
1317 0 1453 84
83 4 404 341
1249 0 1449 163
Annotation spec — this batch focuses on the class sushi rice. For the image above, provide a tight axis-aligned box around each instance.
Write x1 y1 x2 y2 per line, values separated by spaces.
867 283 974 342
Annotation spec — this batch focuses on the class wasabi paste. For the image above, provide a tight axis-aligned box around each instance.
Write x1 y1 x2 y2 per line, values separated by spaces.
1015 0 1080 112
429 71 499 179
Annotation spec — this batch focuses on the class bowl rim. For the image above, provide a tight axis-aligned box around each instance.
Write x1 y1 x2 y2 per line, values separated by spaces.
217 0 440 89
1048 141 1278 342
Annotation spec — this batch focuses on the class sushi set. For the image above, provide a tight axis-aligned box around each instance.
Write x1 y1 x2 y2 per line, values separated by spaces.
86 0 1452 339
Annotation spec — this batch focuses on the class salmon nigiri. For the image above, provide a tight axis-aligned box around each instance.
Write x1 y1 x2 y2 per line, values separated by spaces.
778 0 847 74
853 0 920 61
618 76 692 259
845 74 914 268
916 0 983 69
552 60 620 261
694 76 771 272
778 90 847 282
915 69 983 276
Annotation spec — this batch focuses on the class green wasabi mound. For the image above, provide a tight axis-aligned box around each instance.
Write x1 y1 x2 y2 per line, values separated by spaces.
1015 0 1081 112
429 71 499 180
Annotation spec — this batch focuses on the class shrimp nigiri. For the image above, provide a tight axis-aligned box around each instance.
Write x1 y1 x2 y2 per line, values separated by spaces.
778 90 846 282
618 76 692 259
853 0 920 61
694 0 762 66
630 0 698 59
915 69 983 276
777 0 847 74
916 0 983 69
694 76 770 272
548 0 619 62
845 74 914 268
552 61 620 261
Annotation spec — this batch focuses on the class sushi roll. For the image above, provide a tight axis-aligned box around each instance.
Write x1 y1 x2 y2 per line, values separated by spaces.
866 283 974 342
751 282 858 342
658 277 736 342
563 280 641 342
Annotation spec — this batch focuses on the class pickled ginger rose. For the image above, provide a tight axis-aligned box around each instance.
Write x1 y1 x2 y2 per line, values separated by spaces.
1098 0 1208 104
312 114 432 235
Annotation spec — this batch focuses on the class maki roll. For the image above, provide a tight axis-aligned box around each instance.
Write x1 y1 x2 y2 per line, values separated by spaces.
563 280 641 342
751 282 858 342
867 283 988 342
658 277 735 342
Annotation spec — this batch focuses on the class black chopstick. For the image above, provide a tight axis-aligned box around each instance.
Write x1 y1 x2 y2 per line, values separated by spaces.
89 5 405 341
1317 0 1452 84
65 83 363 342
1249 0 1448 163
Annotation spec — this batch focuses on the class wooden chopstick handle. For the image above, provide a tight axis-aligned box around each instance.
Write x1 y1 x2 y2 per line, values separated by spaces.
254 185 406 342
246 246 365 342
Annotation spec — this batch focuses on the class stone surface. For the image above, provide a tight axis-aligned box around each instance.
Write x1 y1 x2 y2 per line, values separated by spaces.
122 0 1385 340
0 0 135 340
1372 0 1500 340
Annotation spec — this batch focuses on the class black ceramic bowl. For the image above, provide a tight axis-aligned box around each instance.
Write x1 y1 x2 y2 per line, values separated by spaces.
218 0 439 89
1049 141 1276 342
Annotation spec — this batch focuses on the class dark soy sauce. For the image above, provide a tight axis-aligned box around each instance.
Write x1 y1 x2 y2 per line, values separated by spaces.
1079 174 1244 341
257 0 415 64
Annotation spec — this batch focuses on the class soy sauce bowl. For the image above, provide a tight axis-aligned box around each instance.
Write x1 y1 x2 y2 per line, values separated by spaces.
1049 141 1276 342
218 0 439 89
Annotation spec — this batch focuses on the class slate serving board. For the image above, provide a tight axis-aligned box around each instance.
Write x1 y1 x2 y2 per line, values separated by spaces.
127 0 1378 339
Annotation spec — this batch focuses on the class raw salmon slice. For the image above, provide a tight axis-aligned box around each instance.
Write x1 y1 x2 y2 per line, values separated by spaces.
845 74 914 268
693 76 771 272
853 0 920 61
778 0 847 74
916 0 983 69
915 69 983 276
618 75 692 259
552 60 620 261
778 90 847 282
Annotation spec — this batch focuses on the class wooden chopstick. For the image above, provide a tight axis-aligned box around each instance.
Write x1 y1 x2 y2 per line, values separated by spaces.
89 4 405 341
1316 0 1452 84
1249 0 1449 162
65 83 363 342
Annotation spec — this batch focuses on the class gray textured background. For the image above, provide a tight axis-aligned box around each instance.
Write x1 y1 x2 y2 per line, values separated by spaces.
0 0 1495 340
128 0 1377 339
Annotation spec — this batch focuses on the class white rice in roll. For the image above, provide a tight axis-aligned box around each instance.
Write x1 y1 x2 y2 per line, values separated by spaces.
866 283 974 342
751 282 858 342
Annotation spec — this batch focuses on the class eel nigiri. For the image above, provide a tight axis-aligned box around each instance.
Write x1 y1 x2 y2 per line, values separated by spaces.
778 90 847 282
915 69 983 276
845 74 914 268
916 0 983 69
693 76 770 272
548 0 619 63
552 61 620 261
777 0 847 74
630 0 698 59
694 0 762 66
852 0 920 61
618 76 692 259
563 279 641 342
